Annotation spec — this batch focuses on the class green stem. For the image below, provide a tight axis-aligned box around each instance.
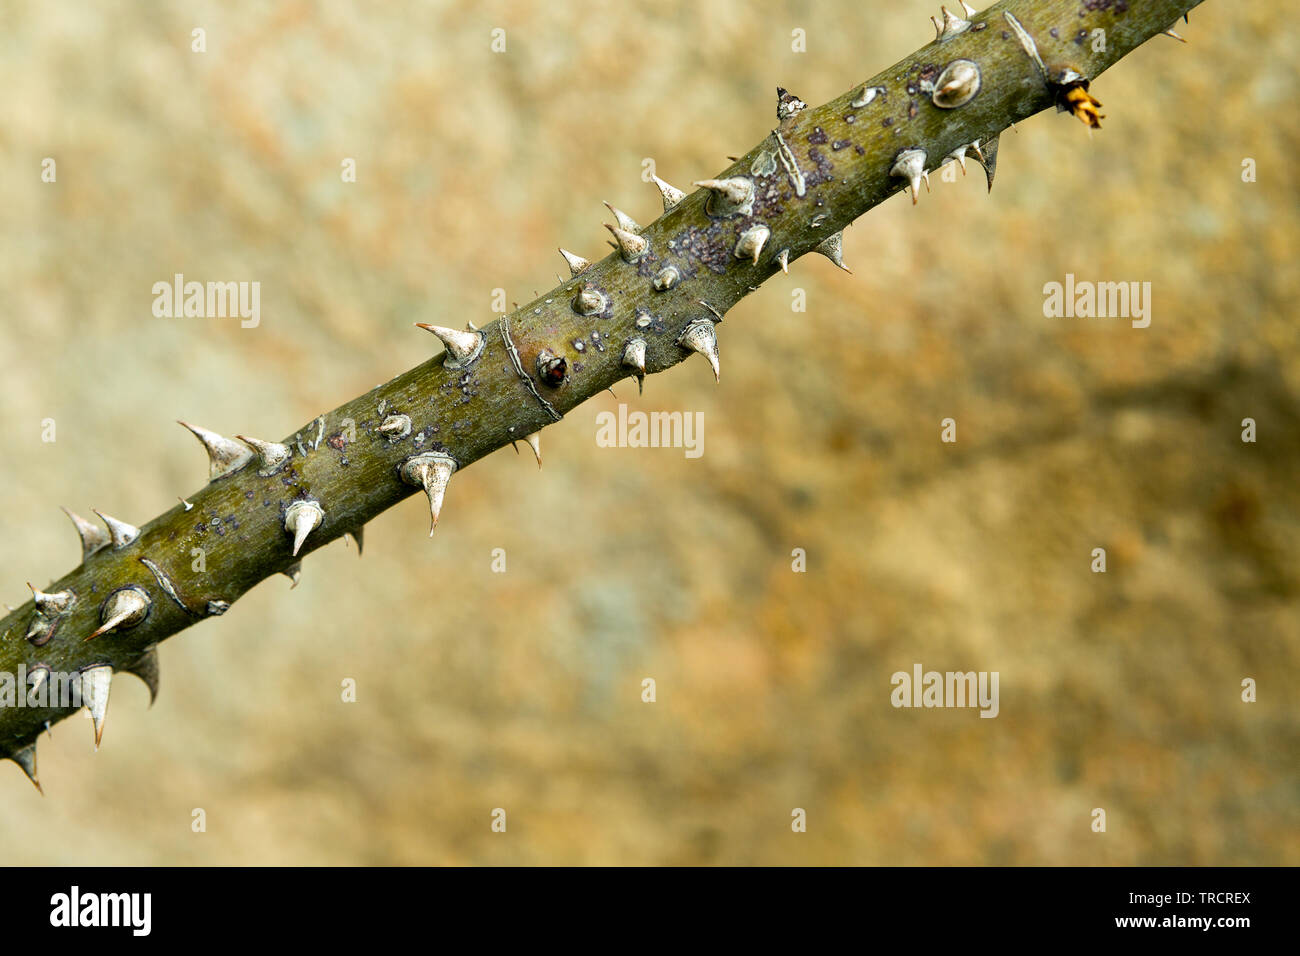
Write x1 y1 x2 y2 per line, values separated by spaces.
0 0 1204 787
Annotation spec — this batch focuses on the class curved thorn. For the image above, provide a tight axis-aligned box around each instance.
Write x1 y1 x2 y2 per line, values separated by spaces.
400 453 456 536
814 232 851 273
79 665 112 750
61 507 110 559
651 175 686 211
734 224 771 264
603 202 641 234
622 338 647 394
91 510 140 549
235 435 292 474
10 744 41 794
525 433 542 468
693 177 754 208
177 420 255 480
345 527 364 556
86 587 151 642
604 223 647 262
28 583 75 617
123 646 160 706
282 562 302 589
971 135 999 192
415 324 485 368
558 248 591 276
677 320 720 383
890 148 928 204
285 500 324 557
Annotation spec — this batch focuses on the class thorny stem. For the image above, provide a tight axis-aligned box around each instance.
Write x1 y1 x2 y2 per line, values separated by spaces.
1 0 1204 786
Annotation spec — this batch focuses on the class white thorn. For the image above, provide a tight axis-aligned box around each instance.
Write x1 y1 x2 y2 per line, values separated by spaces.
890 148 928 204
525 433 542 468
27 583 75 617
603 202 641 234
652 175 686 211
693 177 755 211
734 224 771 264
622 338 647 394
235 435 292 474
415 324 485 368
79 665 112 750
777 248 790 274
61 507 110 559
177 421 255 480
400 453 456 536
559 248 591 276
92 510 140 549
677 320 720 383
86 587 150 641
605 223 648 262
284 500 324 557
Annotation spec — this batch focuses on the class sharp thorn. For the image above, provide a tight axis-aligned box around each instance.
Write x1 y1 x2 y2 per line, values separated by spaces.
777 248 790 274
734 224 771 264
603 201 641 234
345 527 364 556
604 223 648 262
623 338 647 394
399 453 456 535
61 507 110 559
85 586 151 641
123 646 160 706
693 177 755 211
91 510 140 549
1163 29 1186 42
890 148 928 204
282 562 302 589
677 319 720 383
235 435 292 474
284 500 325 557
651 175 686 211
415 323 485 368
971 135 999 192
28 582 75 617
9 744 41 794
525 433 542 468
559 248 591 276
177 420 255 480
813 232 851 273
79 665 112 750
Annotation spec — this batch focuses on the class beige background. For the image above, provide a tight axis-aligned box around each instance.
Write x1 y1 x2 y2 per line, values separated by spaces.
1 0 1296 864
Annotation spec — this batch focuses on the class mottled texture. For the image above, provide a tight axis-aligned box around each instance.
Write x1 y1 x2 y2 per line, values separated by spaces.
0 0 1296 864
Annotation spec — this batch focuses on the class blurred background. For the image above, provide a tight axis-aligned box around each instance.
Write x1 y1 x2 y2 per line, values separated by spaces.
0 0 1296 864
